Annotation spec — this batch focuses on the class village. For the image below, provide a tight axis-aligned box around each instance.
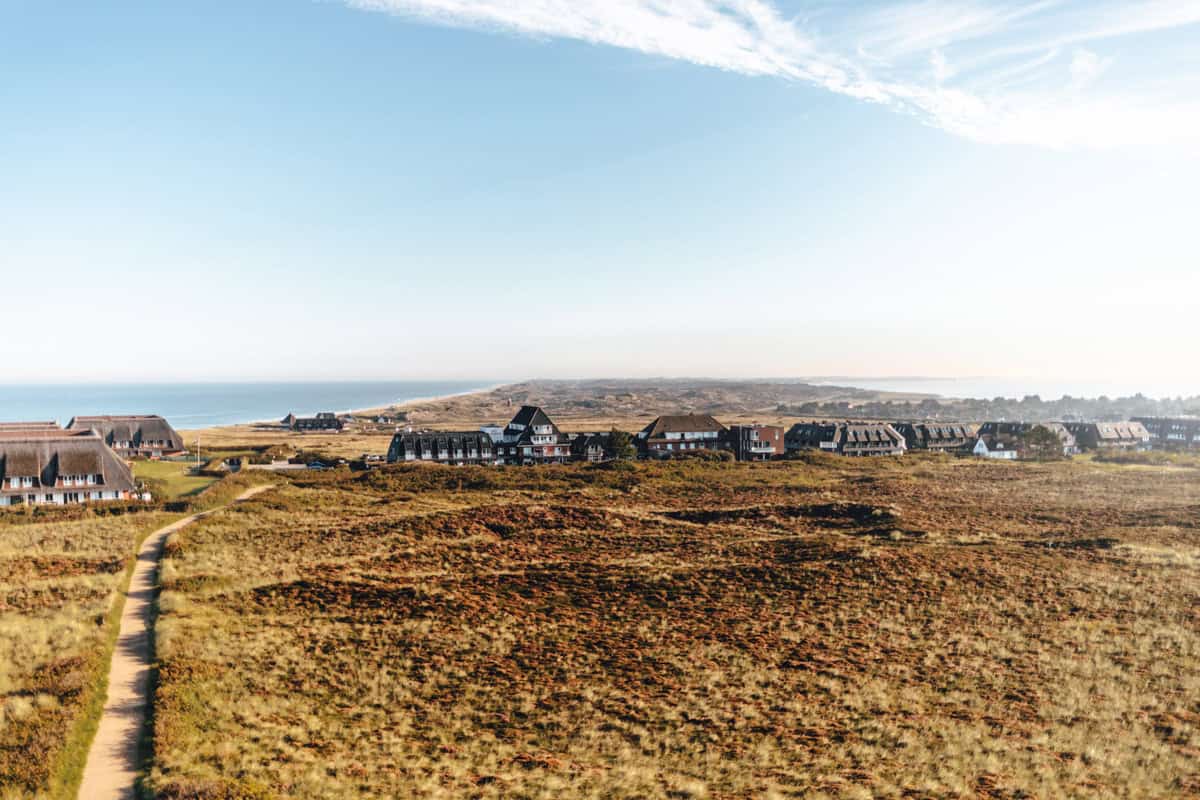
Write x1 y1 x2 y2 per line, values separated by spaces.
2 403 1198 507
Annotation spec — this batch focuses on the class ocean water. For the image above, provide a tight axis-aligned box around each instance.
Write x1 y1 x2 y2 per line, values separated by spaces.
0 381 496 429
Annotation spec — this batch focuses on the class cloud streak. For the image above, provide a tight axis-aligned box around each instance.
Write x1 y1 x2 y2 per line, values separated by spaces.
346 0 1200 151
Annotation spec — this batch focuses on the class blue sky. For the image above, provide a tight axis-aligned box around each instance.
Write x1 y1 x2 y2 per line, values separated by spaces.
1 1 1197 386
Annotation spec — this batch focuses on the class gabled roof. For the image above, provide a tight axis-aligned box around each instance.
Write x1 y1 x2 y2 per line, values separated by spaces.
570 432 610 453
1064 421 1150 441
506 405 556 430
979 421 1076 448
896 422 978 442
976 433 1023 451
504 406 566 444
640 414 726 438
842 424 904 445
66 415 183 450
787 422 904 450
0 431 135 493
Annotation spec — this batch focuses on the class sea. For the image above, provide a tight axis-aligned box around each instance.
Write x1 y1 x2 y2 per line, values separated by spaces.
0 381 497 430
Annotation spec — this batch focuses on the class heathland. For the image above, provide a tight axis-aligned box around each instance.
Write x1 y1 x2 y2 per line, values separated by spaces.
0 469 269 799
146 454 1200 798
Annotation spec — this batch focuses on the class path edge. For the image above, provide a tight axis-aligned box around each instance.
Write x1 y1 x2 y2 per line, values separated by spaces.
43 512 187 800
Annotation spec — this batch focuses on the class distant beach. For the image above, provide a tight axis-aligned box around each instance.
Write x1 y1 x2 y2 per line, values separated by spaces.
0 381 500 430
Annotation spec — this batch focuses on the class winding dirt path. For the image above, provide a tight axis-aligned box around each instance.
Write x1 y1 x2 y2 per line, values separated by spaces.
77 485 272 800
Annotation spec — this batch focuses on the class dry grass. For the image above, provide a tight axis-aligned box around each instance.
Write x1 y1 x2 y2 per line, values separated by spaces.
148 456 1200 798
134 460 220 501
0 508 174 797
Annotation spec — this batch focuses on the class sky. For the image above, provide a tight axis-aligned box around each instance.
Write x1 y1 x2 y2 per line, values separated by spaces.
1 0 1198 390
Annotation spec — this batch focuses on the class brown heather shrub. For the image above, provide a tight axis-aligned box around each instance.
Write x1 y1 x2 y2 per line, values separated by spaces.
145 458 1200 798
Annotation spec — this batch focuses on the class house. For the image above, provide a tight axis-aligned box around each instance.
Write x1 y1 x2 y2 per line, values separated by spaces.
723 424 784 461
977 422 1079 456
637 414 727 457
570 433 612 463
0 429 138 507
495 406 572 465
287 412 345 433
893 422 979 453
785 422 907 457
65 415 185 458
1063 421 1151 451
973 434 1021 460
1131 417 1200 450
387 431 496 465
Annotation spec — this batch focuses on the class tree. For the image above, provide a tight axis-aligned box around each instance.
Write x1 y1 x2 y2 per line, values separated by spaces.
609 428 636 461
1022 425 1064 461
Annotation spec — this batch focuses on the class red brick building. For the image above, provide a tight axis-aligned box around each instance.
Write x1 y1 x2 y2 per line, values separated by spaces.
724 424 784 461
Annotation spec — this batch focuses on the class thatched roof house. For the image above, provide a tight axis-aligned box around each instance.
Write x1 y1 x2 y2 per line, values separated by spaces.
0 430 137 506
66 415 185 458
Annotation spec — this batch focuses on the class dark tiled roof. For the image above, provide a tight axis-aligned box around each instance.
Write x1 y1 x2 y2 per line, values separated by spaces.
895 422 978 443
786 422 905 450
976 433 1021 452
388 431 494 461
979 422 1077 448
570 433 610 454
504 406 566 445
506 405 556 430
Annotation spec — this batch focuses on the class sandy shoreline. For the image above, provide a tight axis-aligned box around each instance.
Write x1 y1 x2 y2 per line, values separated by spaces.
350 382 508 418
215 382 510 431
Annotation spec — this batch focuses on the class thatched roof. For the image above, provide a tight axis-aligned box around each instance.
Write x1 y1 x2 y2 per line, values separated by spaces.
0 421 61 431
66 415 183 451
0 431 135 494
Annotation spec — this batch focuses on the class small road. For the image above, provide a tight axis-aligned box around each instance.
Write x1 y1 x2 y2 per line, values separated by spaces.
77 485 272 800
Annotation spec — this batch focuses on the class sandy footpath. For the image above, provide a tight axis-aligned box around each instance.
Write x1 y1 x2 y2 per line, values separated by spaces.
76 486 272 800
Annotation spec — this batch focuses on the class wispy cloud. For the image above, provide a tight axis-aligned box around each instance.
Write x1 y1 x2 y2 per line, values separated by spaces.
346 0 1200 151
